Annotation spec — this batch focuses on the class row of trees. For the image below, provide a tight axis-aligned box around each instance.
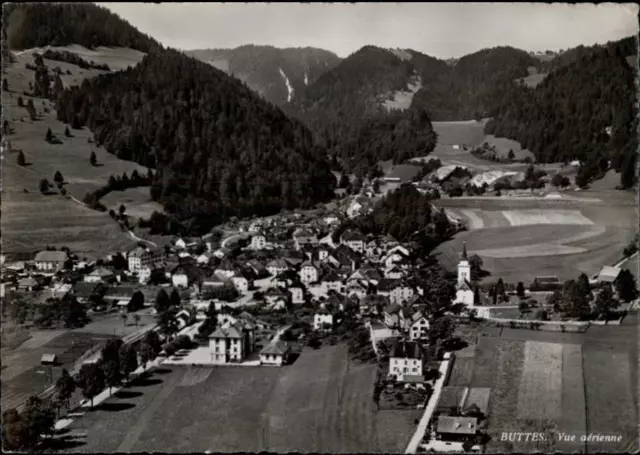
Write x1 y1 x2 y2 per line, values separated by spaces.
42 49 110 71
2 330 163 451
82 169 154 212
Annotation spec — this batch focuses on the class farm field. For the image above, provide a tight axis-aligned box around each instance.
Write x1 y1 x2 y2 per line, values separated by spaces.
58 344 416 453
2 46 151 259
447 315 637 453
434 191 636 283
101 187 164 219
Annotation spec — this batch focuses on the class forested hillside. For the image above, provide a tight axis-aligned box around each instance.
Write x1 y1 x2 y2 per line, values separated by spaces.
286 46 439 175
56 49 336 234
186 45 341 106
486 37 637 187
410 46 538 120
3 3 160 52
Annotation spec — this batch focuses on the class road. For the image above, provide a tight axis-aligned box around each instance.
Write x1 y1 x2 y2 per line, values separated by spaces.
405 354 453 454
220 232 250 249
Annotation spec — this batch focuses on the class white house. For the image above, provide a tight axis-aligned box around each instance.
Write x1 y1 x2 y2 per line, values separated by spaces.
299 261 320 284
384 265 404 280
289 285 305 304
389 340 425 382
314 310 335 331
320 271 342 294
259 340 291 366
383 252 405 269
231 273 251 293
390 283 414 305
345 280 367 300
127 247 166 273
408 314 430 341
34 251 68 272
250 233 267 250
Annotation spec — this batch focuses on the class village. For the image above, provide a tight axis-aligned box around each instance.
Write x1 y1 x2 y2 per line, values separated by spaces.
2 178 638 453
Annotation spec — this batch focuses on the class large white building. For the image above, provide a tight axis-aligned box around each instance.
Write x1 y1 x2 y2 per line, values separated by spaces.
128 247 166 273
34 251 68 272
208 321 256 364
389 340 425 382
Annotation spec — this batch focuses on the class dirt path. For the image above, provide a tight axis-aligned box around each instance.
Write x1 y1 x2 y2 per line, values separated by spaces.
115 368 183 452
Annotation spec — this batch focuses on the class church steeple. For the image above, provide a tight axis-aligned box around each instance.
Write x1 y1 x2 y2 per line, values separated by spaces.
462 242 468 261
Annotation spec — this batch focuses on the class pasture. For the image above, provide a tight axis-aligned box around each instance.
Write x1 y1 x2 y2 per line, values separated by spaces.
447 316 637 453
57 344 416 453
2 46 151 258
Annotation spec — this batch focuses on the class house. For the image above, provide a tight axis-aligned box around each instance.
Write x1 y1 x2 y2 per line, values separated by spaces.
386 244 411 257
248 221 262 233
288 283 305 304
320 271 342 294
84 267 115 283
384 303 402 329
323 215 340 226
246 259 268 278
196 252 214 265
384 265 404 280
127 247 166 273
340 229 366 253
231 271 253 293
377 278 399 297
293 228 317 250
345 280 367 300
435 415 478 442
18 276 39 292
314 309 335 331
317 245 332 261
171 265 202 289
380 234 400 250
259 340 291 366
266 259 289 277
201 271 228 289
264 287 290 309
389 282 414 305
208 320 256 364
250 233 267 250
34 250 68 272
327 245 361 272
299 261 320 284
408 312 430 341
215 261 237 278
103 285 137 306
388 340 426 382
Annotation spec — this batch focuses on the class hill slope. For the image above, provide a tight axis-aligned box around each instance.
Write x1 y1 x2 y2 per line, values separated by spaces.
486 37 637 188
186 45 341 106
3 3 161 53
56 48 336 234
286 46 439 174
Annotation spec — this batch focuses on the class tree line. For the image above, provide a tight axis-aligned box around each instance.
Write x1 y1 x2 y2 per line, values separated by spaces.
485 37 637 188
42 49 110 71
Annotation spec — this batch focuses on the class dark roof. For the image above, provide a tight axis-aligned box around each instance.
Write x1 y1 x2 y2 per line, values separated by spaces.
437 386 468 411
384 303 401 314
321 271 342 283
378 278 400 292
260 340 291 356
104 285 137 299
391 340 424 359
73 282 105 298
341 229 366 242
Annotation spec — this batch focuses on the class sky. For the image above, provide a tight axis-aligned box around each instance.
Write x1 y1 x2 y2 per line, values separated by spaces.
99 3 639 59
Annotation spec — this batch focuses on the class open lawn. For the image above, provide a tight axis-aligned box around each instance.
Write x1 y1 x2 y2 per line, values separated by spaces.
101 187 164 219
57 344 416 453
2 46 152 258
456 315 637 453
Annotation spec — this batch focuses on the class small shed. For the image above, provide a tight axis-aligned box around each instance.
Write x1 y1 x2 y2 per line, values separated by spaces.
436 415 478 440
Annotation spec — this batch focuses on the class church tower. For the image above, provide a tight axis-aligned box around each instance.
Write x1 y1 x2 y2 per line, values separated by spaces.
457 242 471 284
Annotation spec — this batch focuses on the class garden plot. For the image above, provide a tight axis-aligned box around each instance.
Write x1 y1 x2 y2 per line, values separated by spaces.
557 344 586 454
516 341 563 420
458 209 485 230
474 243 587 259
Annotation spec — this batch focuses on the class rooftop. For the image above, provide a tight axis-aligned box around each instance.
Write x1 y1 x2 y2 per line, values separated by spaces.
34 251 68 262
436 415 478 435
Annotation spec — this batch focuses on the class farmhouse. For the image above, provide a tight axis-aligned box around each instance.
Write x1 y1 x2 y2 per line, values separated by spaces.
259 340 291 366
388 340 425 382
320 271 343 294
34 250 68 272
407 312 430 341
299 261 321 284
314 309 336 331
341 229 366 253
267 258 290 277
389 282 415 305
293 228 317 250
250 233 267 250
435 416 478 442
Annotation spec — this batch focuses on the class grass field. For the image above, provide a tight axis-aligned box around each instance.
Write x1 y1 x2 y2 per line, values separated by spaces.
2 46 151 258
101 187 164 219
434 193 636 283
57 344 416 453
450 314 638 454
